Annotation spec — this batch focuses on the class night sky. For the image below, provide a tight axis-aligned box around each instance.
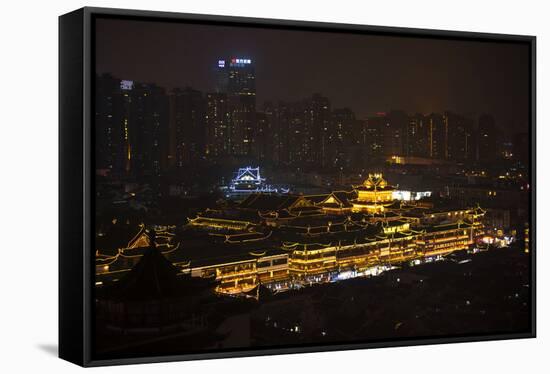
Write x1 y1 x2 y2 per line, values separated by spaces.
95 17 531 133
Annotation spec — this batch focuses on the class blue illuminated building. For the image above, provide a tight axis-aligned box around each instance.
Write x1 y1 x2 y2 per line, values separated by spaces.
213 57 256 157
223 166 288 199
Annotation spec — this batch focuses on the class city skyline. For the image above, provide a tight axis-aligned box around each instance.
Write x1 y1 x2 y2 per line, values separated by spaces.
95 68 524 177
91 15 532 360
95 18 530 131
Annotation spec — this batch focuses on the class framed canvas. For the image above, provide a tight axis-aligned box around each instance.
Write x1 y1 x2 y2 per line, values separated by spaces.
59 7 536 367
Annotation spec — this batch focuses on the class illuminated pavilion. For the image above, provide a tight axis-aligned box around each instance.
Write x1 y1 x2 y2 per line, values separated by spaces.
351 173 396 213
223 166 285 199
95 173 488 296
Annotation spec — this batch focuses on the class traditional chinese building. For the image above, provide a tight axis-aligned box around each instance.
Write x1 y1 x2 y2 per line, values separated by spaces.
96 244 212 333
95 224 179 282
223 166 286 199
315 191 355 215
351 173 396 213
96 173 488 296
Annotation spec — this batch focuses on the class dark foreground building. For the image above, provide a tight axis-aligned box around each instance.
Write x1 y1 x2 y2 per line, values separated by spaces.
96 242 212 333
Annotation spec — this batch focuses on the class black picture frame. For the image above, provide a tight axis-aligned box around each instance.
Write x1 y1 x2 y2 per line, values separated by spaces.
59 6 536 367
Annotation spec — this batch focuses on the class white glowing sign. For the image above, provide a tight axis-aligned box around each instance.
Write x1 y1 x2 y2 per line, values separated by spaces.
231 58 252 65
392 190 432 201
218 60 225 67
120 80 134 90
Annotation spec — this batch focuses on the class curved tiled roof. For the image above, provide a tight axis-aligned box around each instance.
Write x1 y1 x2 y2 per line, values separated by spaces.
353 173 396 191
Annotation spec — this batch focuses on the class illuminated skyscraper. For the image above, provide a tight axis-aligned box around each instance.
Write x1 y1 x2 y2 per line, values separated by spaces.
405 113 429 158
263 101 294 167
95 73 126 174
364 111 406 160
213 58 256 159
255 111 269 164
331 108 357 168
95 74 169 176
205 92 229 159
365 114 385 161
127 82 169 176
169 88 205 167
385 110 408 156
445 111 475 161
304 94 331 167
477 114 497 162
427 112 447 159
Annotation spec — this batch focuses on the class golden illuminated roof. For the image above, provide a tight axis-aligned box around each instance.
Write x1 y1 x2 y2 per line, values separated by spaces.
354 173 395 191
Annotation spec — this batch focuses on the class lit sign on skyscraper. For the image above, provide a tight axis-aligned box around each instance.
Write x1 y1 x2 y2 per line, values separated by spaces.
229 58 252 65
120 80 134 90
218 60 225 68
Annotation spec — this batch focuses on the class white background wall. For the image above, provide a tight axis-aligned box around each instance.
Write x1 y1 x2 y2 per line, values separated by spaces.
0 0 547 371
